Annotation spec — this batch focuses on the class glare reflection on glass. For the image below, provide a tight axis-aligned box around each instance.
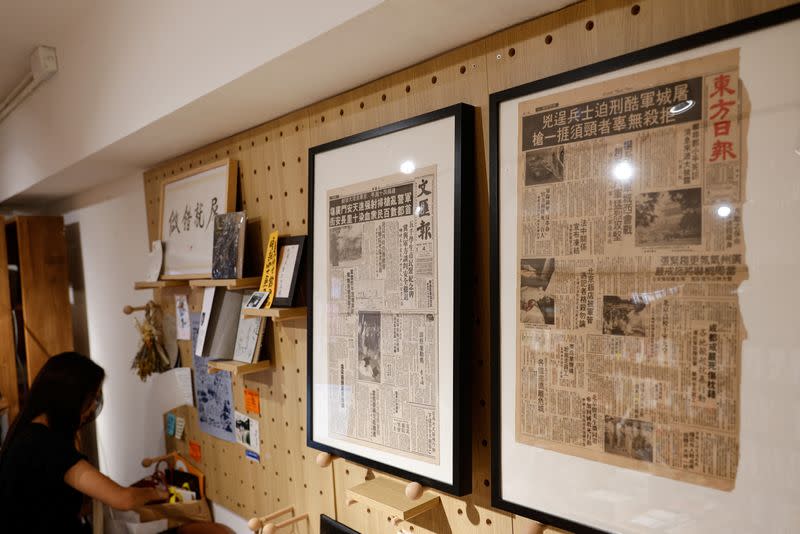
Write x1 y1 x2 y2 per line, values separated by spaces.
612 160 634 182
400 160 415 174
717 205 732 218
669 99 695 115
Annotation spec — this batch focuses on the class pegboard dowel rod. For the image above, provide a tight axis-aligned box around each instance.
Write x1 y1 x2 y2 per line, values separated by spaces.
247 506 294 531
263 513 309 533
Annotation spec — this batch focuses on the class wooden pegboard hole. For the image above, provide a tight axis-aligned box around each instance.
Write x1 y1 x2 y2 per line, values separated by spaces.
585 20 594 31
256 197 259 203
265 135 269 142
483 479 490 487
226 149 230 155
251 140 255 146
253 169 257 175
171 170 175 175
289 477 293 482
381 94 387 101
297 156 301 163
545 34 553 44
214 153 218 159
482 439 488 447
303 483 307 488
282 161 286 167
339 108 344 116
238 145 242 151
459 65 466 74
267 165 271 172
298 397 302 403
509 47 516 57
486 519 493 526
269 194 273 200
405 84 411 93
280 130 283 137
321 115 325 123
300 187 304 194
359 101 365 109
295 125 299 132
431 75 437 84
271 223 276 229
367 508 371 514
457 509 463 515
631 4 640 15
345 469 350 475
188 163 192 169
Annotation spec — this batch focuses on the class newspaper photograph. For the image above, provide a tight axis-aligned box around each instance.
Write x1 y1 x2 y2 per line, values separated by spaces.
326 166 440 464
515 50 746 490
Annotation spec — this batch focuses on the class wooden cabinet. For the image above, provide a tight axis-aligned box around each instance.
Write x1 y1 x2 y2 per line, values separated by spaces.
0 216 73 420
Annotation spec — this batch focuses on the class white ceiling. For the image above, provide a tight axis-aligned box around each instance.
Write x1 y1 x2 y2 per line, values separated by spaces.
0 0 577 209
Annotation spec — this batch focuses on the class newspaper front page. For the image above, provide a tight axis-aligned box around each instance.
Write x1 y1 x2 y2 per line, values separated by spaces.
515 50 745 490
326 166 440 464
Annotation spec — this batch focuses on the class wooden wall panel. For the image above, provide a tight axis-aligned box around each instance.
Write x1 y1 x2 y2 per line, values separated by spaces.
141 1 795 532
0 216 19 420
16 216 73 384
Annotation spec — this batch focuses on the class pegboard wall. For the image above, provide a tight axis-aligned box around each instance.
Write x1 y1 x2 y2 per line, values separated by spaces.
141 1 794 532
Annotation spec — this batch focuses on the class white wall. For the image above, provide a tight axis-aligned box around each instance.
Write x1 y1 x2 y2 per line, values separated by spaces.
62 174 250 531
63 174 158 484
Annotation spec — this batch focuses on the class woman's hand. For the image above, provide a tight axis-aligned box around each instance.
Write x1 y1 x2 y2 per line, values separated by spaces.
65 459 170 511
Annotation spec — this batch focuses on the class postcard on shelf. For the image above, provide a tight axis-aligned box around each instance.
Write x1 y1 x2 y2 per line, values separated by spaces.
144 240 163 282
244 291 269 310
195 288 216 356
212 211 246 279
175 294 191 340
233 292 265 363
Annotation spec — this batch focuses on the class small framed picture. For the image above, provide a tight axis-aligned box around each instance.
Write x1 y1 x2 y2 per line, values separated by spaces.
244 291 269 310
272 236 306 307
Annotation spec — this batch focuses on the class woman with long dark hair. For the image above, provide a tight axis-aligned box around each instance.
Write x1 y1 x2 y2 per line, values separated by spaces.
0 352 167 532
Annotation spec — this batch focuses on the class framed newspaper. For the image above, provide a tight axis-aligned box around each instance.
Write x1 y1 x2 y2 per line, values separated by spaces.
308 104 474 495
490 7 800 534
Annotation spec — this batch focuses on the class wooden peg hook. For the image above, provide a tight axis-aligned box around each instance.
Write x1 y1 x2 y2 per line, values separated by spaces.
405 481 423 500
315 452 333 468
247 506 293 532
123 300 159 315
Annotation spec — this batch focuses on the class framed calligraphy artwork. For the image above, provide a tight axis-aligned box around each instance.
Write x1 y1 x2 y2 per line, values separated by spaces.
308 104 474 495
490 7 800 533
159 159 238 279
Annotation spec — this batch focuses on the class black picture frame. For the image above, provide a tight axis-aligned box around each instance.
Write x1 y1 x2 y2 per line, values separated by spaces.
271 235 306 308
320 514 361 534
307 103 475 495
489 6 800 533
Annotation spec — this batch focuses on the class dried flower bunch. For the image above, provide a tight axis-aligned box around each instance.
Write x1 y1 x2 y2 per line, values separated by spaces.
131 300 171 380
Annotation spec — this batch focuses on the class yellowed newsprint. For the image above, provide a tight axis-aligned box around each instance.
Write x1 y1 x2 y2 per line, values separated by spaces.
515 50 746 490
326 166 440 464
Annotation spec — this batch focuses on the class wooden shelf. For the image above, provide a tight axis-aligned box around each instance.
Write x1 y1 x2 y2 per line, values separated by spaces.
134 280 189 290
345 477 440 521
242 306 307 322
189 277 261 290
207 359 271 377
